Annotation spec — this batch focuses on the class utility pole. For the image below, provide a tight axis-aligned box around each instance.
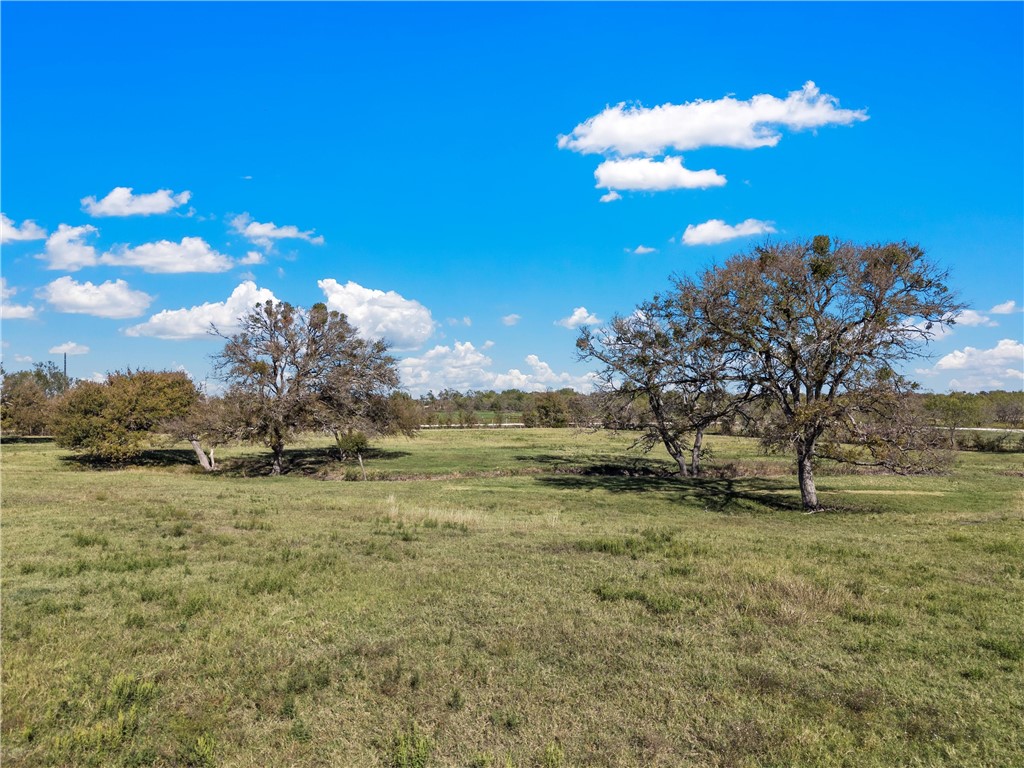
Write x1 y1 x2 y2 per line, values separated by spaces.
64 353 67 381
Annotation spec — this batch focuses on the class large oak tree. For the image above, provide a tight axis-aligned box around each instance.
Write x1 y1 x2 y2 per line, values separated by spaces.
689 236 962 510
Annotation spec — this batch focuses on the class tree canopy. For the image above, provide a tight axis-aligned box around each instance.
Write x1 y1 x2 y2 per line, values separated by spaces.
585 237 963 510
214 299 408 474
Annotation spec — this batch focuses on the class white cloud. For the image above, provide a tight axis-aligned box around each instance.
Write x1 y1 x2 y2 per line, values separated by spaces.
35 224 100 270
100 237 233 273
399 341 597 395
1 213 47 243
0 278 37 319
125 281 277 340
239 251 266 265
399 341 498 393
595 156 726 192
558 81 868 156
627 245 658 255
934 339 1024 372
231 213 324 250
317 279 435 350
954 309 997 328
989 300 1019 315
556 306 600 329
682 218 776 246
599 191 622 203
39 276 152 319
502 313 521 326
13 354 33 363
49 341 90 355
81 187 191 217
492 354 599 393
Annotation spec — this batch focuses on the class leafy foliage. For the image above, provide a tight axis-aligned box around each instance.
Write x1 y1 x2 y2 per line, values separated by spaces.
51 371 198 462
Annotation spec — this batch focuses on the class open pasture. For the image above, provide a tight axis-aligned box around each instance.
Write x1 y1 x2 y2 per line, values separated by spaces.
2 430 1022 767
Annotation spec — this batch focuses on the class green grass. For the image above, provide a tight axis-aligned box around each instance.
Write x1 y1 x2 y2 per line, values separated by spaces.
2 430 1022 766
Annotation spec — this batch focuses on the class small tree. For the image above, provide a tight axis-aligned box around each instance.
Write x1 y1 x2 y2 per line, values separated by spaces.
923 392 984 449
578 292 746 476
692 237 962 510
313 337 413 465
1 372 51 436
51 370 198 462
215 300 407 475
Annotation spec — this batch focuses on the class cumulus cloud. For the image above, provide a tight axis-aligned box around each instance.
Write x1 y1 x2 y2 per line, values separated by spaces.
599 191 622 203
100 237 233 273
49 341 90 355
81 187 192 217
558 81 868 156
492 354 599 393
954 309 998 328
239 251 266 265
399 341 597 395
39 276 153 319
502 313 521 326
1 213 47 243
989 300 1019 315
595 156 726 192
627 245 658 255
682 218 776 246
125 281 277 340
231 213 324 250
556 306 600 329
317 279 435 350
1 278 37 319
35 224 100 270
934 339 1024 372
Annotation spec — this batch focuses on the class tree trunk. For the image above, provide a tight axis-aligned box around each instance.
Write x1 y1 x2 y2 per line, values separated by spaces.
690 429 704 476
357 451 367 481
270 439 284 476
797 447 819 511
188 439 213 472
660 435 689 477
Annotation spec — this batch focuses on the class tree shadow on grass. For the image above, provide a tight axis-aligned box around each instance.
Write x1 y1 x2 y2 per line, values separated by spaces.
59 449 198 471
0 435 55 445
534 466 807 514
217 446 412 478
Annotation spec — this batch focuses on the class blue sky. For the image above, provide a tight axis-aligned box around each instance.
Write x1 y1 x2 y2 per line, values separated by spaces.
2 2 1022 395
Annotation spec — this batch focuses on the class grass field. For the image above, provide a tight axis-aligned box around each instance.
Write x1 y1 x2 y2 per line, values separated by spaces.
2 429 1022 767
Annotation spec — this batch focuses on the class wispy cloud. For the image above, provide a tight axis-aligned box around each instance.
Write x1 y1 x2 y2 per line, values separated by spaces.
82 187 191 217
502 313 521 326
989 300 1020 315
599 191 622 203
954 309 998 328
39 276 153 319
1 213 47 243
49 341 90 355
231 213 324 251
626 245 658 255
1 278 38 320
682 218 776 246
